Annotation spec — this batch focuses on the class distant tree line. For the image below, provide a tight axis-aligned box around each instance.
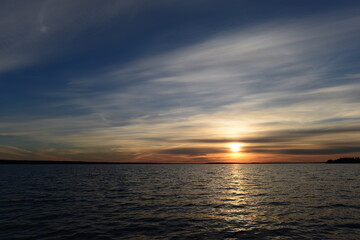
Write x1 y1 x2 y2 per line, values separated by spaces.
326 157 360 163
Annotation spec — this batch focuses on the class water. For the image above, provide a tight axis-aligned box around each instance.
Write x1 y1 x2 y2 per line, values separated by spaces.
0 164 359 240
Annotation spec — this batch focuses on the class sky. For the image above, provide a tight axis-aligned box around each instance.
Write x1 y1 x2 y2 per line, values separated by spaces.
0 0 360 163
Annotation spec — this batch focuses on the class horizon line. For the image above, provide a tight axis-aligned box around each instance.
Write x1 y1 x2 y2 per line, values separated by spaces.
0 159 326 164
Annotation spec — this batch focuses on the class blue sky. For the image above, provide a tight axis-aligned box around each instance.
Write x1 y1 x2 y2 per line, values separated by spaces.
1 0 360 162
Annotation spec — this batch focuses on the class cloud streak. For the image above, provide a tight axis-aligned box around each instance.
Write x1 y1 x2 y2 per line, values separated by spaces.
184 126 360 144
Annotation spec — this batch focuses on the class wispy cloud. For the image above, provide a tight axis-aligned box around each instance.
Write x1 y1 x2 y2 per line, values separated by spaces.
183 125 360 143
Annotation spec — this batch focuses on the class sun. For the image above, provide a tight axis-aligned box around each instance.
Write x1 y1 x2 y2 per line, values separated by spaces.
229 143 242 153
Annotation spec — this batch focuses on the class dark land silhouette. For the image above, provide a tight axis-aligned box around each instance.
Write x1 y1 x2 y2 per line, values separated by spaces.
326 157 360 163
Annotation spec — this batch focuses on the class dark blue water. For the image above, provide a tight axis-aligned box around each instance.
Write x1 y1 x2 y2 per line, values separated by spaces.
0 164 359 239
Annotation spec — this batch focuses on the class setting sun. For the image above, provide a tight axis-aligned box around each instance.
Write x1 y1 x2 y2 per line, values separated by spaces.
229 143 242 152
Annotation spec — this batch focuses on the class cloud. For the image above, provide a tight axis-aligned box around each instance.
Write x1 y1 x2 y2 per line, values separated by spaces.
184 126 360 144
176 126 360 156
159 147 227 156
62 9 360 119
157 145 360 157
238 146 360 155
274 147 360 155
0 145 32 157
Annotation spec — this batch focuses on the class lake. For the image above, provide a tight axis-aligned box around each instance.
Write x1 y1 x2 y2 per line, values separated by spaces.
0 164 359 239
